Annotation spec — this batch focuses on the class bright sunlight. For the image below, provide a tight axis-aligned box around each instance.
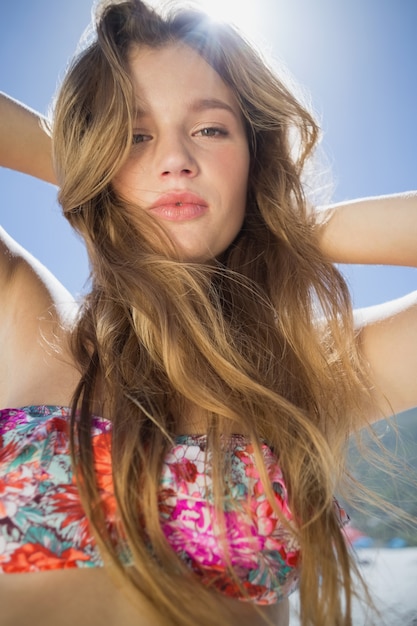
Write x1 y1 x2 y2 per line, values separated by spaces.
194 0 258 32
146 0 264 40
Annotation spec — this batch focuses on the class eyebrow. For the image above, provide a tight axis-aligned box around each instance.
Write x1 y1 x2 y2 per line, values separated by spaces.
189 98 238 117
133 97 238 120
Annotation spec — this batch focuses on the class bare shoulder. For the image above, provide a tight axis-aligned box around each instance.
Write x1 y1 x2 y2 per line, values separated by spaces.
0 226 79 407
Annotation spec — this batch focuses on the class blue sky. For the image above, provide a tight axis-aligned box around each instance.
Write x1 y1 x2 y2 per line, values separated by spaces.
1 0 416 307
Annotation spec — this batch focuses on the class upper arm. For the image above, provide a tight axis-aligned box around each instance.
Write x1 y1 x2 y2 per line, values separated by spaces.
318 193 417 268
0 226 75 318
0 92 56 184
355 291 417 420
0 226 77 402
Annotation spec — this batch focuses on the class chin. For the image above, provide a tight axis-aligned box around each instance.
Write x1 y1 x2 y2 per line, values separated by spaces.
173 244 220 264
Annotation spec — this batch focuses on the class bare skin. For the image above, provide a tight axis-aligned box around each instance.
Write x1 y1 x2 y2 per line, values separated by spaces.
0 93 54 184
1 58 417 623
0 569 289 626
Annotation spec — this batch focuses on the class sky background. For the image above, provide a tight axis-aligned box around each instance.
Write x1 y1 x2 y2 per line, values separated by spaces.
1 0 416 307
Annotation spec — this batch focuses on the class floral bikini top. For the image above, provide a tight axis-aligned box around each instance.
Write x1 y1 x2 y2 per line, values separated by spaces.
0 405 348 605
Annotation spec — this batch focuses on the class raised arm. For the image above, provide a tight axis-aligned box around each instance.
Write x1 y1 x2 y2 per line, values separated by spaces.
0 92 64 304
0 92 56 184
0 94 76 408
319 192 417 268
318 193 417 420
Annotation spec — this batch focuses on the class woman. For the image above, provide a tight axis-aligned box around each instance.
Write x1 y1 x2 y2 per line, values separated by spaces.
0 1 416 625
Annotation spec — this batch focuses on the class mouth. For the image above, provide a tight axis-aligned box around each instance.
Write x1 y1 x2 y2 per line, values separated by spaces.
149 191 208 222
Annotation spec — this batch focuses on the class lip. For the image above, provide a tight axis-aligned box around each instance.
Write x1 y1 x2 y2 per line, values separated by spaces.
149 191 208 221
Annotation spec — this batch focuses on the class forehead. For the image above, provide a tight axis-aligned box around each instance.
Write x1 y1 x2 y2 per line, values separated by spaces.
127 42 240 114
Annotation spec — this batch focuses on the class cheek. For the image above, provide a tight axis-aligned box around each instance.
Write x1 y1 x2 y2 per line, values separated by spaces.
228 152 250 215
112 161 143 203
112 170 130 201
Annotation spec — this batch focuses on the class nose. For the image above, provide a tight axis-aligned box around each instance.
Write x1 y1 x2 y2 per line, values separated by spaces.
155 133 198 179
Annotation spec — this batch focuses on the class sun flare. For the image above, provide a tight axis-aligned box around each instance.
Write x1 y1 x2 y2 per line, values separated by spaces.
146 0 264 40
195 0 257 31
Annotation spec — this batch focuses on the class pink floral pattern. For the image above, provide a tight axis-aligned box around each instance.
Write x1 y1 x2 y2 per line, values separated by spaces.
159 436 301 603
0 405 349 604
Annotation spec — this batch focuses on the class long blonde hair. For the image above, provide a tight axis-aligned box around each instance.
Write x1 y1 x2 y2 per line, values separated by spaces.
53 1 373 624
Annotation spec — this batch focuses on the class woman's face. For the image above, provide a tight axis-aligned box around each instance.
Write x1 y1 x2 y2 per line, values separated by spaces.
113 42 250 262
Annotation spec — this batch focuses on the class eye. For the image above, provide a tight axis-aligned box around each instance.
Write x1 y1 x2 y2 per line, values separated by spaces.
132 133 152 144
195 127 228 138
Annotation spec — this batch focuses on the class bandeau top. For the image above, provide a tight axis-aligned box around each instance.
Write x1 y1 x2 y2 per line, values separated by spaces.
0 405 348 604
